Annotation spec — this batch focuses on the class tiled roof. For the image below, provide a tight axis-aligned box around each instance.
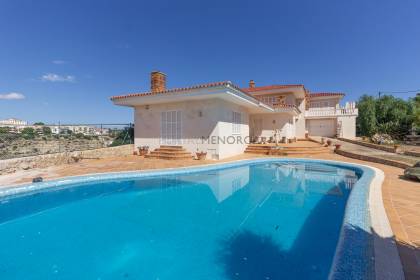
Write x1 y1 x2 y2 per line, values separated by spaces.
241 84 304 93
309 92 345 98
111 81 240 100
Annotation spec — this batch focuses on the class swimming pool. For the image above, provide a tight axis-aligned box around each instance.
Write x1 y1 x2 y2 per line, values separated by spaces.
0 159 376 279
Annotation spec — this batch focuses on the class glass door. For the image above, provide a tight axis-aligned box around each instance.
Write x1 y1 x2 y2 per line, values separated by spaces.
161 111 182 145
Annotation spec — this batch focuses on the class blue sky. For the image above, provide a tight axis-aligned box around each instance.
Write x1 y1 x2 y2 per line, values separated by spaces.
0 0 419 124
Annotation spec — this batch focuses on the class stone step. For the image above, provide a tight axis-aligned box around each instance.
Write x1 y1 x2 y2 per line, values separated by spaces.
145 145 194 160
245 144 331 155
145 154 194 160
244 150 271 155
277 147 329 151
247 145 274 148
154 148 189 153
247 145 327 150
149 151 192 156
284 150 331 155
159 145 184 150
245 149 331 155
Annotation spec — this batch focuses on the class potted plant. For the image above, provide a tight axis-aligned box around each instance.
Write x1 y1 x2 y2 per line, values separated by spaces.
334 144 342 150
321 137 325 144
137 146 149 156
393 144 400 153
133 150 138 156
326 139 332 146
196 151 207 160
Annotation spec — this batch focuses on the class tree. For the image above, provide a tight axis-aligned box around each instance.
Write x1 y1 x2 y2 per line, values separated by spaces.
42 126 52 135
34 122 45 125
375 95 413 139
21 127 36 139
110 126 134 146
75 132 84 139
356 95 377 137
413 93 420 132
356 94 415 139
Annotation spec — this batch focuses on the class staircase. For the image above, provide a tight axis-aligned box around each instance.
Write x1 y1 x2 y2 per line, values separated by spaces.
145 145 194 160
244 144 331 156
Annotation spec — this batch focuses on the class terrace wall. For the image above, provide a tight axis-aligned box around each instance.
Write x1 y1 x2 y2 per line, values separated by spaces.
0 144 133 175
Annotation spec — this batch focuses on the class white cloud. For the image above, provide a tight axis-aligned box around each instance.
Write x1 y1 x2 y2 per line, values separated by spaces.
0 92 25 100
52 60 67 65
41 73 75 82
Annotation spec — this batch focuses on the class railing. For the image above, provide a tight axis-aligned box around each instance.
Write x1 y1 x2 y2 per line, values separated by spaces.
305 107 358 118
272 103 297 109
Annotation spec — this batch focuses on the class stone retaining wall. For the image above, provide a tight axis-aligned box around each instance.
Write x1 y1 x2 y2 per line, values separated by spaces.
0 144 134 175
335 149 411 169
0 137 111 160
338 138 396 153
403 150 420 158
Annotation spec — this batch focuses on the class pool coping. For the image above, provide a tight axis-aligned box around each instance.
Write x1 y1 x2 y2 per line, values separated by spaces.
0 158 404 279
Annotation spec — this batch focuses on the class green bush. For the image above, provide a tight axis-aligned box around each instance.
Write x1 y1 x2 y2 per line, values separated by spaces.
75 133 84 139
42 126 52 135
0 127 10 134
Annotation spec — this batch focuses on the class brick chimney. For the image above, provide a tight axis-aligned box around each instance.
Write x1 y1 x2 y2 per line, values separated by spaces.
249 80 255 88
151 71 166 93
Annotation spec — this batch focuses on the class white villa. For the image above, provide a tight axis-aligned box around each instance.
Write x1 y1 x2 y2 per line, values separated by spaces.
112 71 358 160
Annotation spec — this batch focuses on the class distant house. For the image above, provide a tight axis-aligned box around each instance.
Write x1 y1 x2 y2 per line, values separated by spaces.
111 71 357 159
0 118 28 133
0 118 27 126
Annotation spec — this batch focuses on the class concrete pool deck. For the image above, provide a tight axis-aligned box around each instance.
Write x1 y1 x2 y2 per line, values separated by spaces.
1 152 419 279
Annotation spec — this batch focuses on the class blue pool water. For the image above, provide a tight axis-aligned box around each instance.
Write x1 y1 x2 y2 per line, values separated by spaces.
0 161 361 280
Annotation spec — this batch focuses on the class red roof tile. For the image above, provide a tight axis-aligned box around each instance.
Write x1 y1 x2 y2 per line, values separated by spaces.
242 84 305 93
111 81 239 100
309 92 345 98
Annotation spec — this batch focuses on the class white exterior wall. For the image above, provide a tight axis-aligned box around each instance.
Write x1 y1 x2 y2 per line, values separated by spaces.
215 100 249 159
250 113 296 140
134 98 248 160
337 115 356 139
295 99 306 138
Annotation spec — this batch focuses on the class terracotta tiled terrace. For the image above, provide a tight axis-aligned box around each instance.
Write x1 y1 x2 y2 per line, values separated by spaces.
0 143 419 279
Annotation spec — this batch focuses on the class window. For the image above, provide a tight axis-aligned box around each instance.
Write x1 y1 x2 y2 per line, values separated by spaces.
232 111 241 134
232 178 242 192
310 102 320 108
261 96 278 105
260 95 285 105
